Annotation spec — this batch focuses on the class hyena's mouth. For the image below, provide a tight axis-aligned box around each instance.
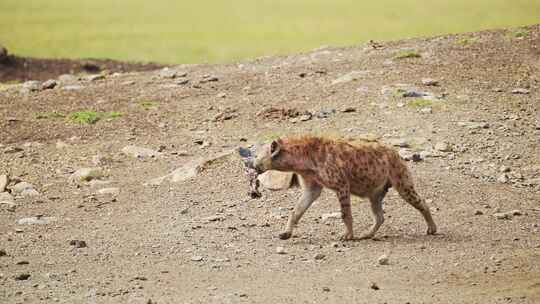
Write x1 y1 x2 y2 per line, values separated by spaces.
238 146 262 198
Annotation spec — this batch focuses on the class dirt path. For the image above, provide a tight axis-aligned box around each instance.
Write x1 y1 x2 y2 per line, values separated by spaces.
1 25 539 304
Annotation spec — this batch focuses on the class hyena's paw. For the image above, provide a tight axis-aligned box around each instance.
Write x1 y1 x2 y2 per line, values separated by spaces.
278 231 292 240
427 225 437 235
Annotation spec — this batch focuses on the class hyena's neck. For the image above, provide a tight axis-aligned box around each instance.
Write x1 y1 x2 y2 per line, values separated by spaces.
278 138 320 173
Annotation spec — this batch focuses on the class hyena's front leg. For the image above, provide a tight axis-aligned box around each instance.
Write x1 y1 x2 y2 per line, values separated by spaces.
336 188 354 241
279 179 322 240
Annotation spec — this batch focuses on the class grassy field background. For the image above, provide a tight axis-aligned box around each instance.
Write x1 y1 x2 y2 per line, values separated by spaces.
1 0 539 64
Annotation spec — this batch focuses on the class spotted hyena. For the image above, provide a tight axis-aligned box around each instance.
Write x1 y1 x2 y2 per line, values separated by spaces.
252 136 437 241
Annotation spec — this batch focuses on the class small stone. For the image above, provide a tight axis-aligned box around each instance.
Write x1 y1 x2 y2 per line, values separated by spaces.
69 240 87 248
159 68 179 79
377 254 389 265
200 75 218 83
276 246 287 254
421 78 439 86
14 273 31 281
70 168 103 182
58 74 79 84
499 165 511 173
17 216 55 225
97 188 119 195
11 182 36 194
497 174 509 184
0 249 6 256
510 210 522 216
62 85 83 91
322 287 331 292
205 215 223 222
217 92 227 98
493 212 512 220
511 88 530 95
388 138 410 148
16 260 29 265
492 87 503 92
434 142 452 152
191 255 203 262
370 282 380 290
122 145 160 159
314 253 326 260
341 107 356 113
84 74 105 81
0 174 8 192
41 80 58 90
420 107 433 114
474 210 484 215
22 81 42 92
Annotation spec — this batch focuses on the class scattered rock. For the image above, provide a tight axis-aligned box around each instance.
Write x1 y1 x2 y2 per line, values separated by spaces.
191 255 203 262
17 216 55 225
257 171 295 190
434 142 452 152
200 74 219 83
159 67 184 79
493 212 512 220
474 210 484 216
388 138 410 148
370 282 380 290
62 85 83 91
69 240 87 248
458 121 489 129
314 253 326 260
497 174 509 184
398 149 422 162
317 108 336 119
420 107 433 114
510 209 523 216
16 260 29 265
331 70 369 85
0 174 8 192
321 212 342 222
70 168 103 182
499 165 511 173
205 215 224 222
511 88 530 95
421 78 439 86
377 254 389 265
0 249 6 256
276 246 287 254
170 162 201 183
322 287 331 292
11 182 39 196
58 74 79 84
122 145 160 159
341 107 356 113
41 79 58 90
21 81 41 93
14 273 31 281
97 187 119 195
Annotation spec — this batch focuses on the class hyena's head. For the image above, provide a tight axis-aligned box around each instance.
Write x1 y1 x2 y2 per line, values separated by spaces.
252 139 285 174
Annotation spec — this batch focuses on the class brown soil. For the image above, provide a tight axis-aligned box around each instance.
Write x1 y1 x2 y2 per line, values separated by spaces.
0 55 163 83
0 25 539 304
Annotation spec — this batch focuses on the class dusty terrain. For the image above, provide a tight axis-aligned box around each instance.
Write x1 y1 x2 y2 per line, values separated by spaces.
1 25 539 304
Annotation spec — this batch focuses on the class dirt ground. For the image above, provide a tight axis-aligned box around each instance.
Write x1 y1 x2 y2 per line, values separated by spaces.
0 25 539 304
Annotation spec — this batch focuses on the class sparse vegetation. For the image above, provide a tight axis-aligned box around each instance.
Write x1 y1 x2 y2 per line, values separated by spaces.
508 29 528 38
456 37 479 45
408 98 433 107
139 101 159 109
35 112 65 119
68 110 122 124
394 50 421 59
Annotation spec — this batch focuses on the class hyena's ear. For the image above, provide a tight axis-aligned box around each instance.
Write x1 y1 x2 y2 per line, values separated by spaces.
270 140 281 158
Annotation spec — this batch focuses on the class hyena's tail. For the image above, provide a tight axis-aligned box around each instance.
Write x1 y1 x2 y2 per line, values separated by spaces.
388 153 437 235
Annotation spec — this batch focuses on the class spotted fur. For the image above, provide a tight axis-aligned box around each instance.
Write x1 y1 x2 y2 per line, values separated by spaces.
253 136 437 241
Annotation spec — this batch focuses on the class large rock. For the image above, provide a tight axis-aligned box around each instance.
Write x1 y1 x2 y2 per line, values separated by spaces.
122 145 160 159
257 171 295 190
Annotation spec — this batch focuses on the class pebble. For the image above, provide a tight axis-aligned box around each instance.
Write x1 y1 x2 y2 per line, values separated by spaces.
421 78 439 86
497 174 509 184
276 246 287 254
321 212 342 222
370 282 380 290
11 182 38 196
314 253 326 260
58 74 79 84
97 187 120 195
70 168 103 182
17 216 56 225
41 79 58 90
377 254 389 265
62 85 83 91
22 81 41 92
0 249 6 256
85 74 105 81
191 255 203 262
511 88 530 94
14 273 31 281
474 210 484 215
434 142 452 152
122 145 160 159
331 70 369 85
322 287 331 292
420 107 432 114
493 212 512 220
499 165 511 173
69 240 87 248
458 121 489 129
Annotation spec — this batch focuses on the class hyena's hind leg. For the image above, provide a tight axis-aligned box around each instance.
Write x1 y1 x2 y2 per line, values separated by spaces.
279 177 322 240
358 182 391 240
394 179 437 235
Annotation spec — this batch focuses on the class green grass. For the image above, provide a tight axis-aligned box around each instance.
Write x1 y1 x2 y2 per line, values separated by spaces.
1 1 539 64
409 99 433 107
68 110 121 124
508 29 529 38
394 50 421 59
